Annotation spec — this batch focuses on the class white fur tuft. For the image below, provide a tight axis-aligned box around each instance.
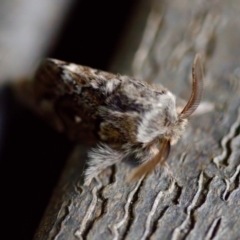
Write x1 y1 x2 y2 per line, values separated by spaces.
84 144 124 185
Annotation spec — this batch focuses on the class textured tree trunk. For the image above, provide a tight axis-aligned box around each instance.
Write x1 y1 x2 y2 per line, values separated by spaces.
34 0 240 239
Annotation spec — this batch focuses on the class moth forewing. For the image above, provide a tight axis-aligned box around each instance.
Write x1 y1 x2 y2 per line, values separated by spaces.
34 54 203 184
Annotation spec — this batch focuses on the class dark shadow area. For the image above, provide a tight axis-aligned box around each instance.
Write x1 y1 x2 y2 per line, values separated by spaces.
50 0 137 70
0 86 73 239
0 0 138 239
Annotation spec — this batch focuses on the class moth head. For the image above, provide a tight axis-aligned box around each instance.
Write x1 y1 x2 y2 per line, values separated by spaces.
130 54 204 180
166 53 204 144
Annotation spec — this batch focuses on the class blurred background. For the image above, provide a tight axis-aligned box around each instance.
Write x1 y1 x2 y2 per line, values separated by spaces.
0 0 141 239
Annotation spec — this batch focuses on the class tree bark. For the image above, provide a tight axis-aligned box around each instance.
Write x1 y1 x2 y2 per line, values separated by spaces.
34 0 240 239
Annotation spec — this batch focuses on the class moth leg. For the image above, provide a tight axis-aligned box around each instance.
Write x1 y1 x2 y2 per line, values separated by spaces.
84 143 124 185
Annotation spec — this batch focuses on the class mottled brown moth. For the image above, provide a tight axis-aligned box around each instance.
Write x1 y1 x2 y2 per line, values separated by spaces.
34 54 203 184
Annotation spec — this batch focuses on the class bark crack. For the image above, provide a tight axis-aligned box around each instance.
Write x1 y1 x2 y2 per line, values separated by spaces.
140 181 176 240
205 217 221 240
222 164 240 201
213 107 240 168
172 172 211 240
111 177 144 240
74 178 102 239
51 199 73 239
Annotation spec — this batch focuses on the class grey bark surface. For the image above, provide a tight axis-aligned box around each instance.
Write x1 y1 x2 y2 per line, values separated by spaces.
34 0 240 239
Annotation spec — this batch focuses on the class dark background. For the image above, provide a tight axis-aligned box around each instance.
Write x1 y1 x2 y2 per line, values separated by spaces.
0 1 137 239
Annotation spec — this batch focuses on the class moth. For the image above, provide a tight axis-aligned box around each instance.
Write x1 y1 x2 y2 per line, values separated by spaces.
34 54 203 184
